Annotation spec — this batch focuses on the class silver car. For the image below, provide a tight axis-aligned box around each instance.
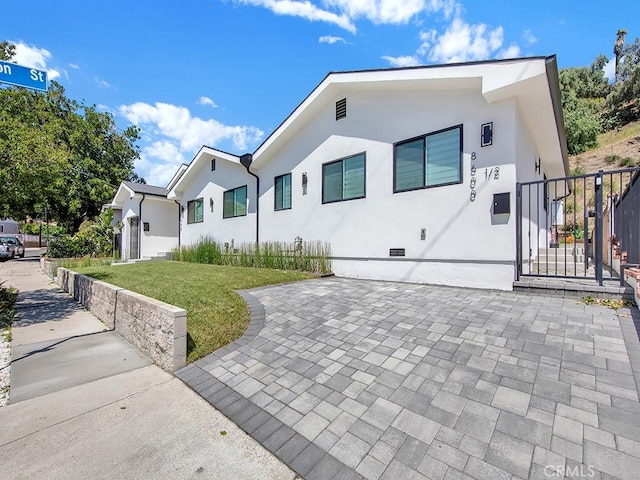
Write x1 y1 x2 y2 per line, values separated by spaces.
0 236 24 259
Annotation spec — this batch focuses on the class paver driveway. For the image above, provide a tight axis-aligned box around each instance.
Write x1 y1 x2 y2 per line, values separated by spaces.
178 278 640 480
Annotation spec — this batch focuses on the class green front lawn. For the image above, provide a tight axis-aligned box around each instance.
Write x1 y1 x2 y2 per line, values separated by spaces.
75 261 314 362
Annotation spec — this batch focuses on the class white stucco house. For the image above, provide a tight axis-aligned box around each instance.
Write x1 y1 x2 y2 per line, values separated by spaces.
0 219 20 234
114 56 568 290
108 180 181 261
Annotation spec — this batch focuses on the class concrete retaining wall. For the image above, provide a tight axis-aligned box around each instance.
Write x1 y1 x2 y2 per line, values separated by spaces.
40 259 186 371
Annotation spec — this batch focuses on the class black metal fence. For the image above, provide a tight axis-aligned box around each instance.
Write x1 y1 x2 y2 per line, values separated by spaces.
516 167 640 285
614 169 640 265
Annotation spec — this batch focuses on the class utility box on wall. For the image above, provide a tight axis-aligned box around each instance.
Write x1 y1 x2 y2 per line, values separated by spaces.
493 192 510 214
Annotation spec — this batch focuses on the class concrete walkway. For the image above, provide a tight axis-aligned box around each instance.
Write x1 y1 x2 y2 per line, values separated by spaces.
0 257 296 480
178 278 640 480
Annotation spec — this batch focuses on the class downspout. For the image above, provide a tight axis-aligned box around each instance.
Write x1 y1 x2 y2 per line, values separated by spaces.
138 193 145 259
240 153 259 243
174 200 181 248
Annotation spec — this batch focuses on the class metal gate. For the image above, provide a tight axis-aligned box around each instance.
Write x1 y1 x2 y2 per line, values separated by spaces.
516 167 640 285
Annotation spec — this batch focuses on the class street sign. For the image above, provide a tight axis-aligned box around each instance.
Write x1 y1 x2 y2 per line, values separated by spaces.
0 60 48 92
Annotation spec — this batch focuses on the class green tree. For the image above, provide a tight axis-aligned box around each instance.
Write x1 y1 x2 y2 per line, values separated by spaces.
0 42 141 231
0 41 16 61
605 36 640 126
614 29 627 83
559 55 610 154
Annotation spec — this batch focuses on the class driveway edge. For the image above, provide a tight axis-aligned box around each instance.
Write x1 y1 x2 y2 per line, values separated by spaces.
177 290 361 480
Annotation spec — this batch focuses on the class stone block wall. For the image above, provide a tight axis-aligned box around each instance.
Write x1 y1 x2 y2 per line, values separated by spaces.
42 262 187 371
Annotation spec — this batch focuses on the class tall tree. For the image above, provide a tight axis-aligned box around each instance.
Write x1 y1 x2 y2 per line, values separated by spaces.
614 29 627 83
0 41 141 231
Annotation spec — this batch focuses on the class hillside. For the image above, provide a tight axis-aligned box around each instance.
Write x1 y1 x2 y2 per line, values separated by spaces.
570 121 640 174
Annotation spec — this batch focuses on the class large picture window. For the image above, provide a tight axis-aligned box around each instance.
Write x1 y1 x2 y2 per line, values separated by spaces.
322 153 366 204
394 125 463 193
274 173 292 211
187 198 203 224
223 185 247 218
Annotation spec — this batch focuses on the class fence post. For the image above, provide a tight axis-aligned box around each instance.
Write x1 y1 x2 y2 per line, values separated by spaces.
515 183 522 281
595 171 603 286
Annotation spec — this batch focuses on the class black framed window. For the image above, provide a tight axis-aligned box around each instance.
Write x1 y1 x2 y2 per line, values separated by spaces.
187 198 204 224
394 124 463 193
223 186 247 218
322 153 366 204
274 173 292 211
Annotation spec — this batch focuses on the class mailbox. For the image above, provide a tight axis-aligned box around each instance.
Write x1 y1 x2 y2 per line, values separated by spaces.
493 192 510 214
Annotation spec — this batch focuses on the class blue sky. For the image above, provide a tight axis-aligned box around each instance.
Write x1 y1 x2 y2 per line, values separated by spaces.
3 0 637 186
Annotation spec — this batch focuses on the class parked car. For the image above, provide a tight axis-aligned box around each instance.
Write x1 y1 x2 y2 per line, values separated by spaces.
0 236 24 259
0 240 16 260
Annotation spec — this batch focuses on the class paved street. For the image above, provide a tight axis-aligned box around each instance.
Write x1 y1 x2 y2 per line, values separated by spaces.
179 278 640 480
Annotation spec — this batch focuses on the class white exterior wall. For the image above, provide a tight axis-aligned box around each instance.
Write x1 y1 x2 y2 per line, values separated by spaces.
258 89 522 289
119 195 178 260
141 197 179 257
179 158 256 247
514 106 551 261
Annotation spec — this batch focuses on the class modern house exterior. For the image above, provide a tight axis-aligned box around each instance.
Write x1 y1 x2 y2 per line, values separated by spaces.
113 56 568 290
108 181 180 261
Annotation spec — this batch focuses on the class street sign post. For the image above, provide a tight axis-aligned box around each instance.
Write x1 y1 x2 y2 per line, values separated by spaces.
0 60 48 92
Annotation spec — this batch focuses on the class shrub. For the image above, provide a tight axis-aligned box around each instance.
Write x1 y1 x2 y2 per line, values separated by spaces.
174 237 332 274
604 154 619 164
620 156 636 167
0 280 18 329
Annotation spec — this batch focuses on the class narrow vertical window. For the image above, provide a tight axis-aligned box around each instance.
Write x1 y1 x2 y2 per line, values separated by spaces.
187 198 204 224
274 173 292 211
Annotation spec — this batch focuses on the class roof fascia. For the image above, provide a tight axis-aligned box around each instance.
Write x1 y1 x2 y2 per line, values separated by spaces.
167 146 241 199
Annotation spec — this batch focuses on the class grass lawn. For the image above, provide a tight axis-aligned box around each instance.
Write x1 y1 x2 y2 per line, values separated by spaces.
74 260 314 363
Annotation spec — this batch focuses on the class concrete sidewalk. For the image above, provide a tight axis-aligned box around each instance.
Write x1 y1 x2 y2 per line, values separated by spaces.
0 257 296 480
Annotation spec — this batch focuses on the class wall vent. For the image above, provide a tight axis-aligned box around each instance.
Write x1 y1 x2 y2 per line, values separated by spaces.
389 248 406 257
336 98 347 120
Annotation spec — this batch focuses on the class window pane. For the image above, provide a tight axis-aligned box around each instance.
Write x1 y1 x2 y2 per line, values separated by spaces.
343 154 365 199
187 201 194 224
235 186 247 216
426 127 461 186
395 138 424 191
275 174 291 210
323 161 343 203
195 199 203 222
281 174 291 209
275 176 283 210
223 190 234 218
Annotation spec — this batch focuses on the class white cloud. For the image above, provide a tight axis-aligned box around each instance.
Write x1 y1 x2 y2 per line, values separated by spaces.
324 0 427 25
135 141 187 186
119 102 264 184
496 44 521 59
427 17 507 63
381 55 421 67
383 9 522 68
94 76 111 88
198 96 218 107
120 101 263 152
69 63 80 69
11 41 61 80
604 57 616 82
522 29 537 45
236 0 356 33
235 0 463 33
319 35 346 44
